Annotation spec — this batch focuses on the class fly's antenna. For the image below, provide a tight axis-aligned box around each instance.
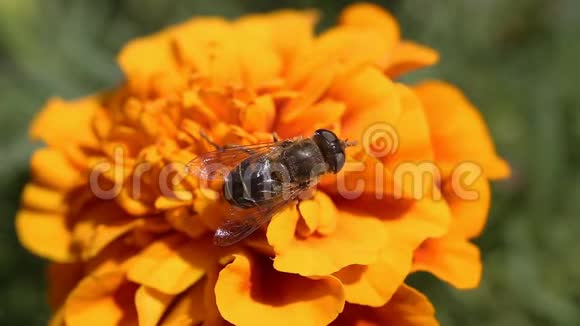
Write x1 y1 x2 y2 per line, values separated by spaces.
342 139 358 148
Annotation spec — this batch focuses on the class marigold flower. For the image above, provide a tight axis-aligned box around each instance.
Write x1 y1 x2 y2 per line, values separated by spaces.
16 3 509 325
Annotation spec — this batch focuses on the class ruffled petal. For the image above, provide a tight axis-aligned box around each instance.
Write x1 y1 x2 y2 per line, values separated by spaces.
64 271 138 326
160 278 206 326
444 174 491 239
414 80 510 179
268 202 387 276
173 18 242 88
215 253 345 326
117 28 183 95
135 286 175 326
20 183 66 213
30 97 100 149
332 284 438 326
276 99 346 138
126 235 216 294
385 41 439 78
72 202 141 259
413 236 482 289
329 66 400 143
334 233 412 307
339 2 400 51
30 148 81 191
16 210 74 262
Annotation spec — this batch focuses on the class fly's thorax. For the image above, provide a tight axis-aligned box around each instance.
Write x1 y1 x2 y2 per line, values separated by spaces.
281 139 329 183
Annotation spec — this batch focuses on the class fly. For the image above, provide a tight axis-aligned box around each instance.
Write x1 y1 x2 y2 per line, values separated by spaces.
186 129 355 246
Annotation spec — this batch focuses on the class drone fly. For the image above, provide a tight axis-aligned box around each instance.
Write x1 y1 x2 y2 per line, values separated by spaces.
186 129 355 246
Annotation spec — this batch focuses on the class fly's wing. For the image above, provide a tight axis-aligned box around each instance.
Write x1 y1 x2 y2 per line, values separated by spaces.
185 142 285 181
213 183 308 246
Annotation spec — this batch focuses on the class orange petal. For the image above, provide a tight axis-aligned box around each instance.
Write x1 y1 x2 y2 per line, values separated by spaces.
72 202 141 259
126 235 216 294
165 206 209 239
64 271 138 326
240 95 275 133
337 194 451 253
385 41 439 78
233 18 282 87
30 96 100 149
173 18 242 87
277 99 346 138
266 204 300 251
296 199 320 237
323 83 439 201
268 205 386 276
414 80 511 179
280 59 339 124
413 236 482 289
160 278 206 326
135 286 175 326
20 183 66 213
333 238 412 307
30 148 80 191
16 210 74 262
385 84 435 165
332 284 438 326
444 174 491 239
117 28 184 95
215 253 345 326
339 2 400 51
330 66 401 143
260 10 318 69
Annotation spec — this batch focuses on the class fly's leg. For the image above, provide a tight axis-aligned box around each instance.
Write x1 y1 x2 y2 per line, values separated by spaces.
199 130 256 154
272 132 280 142
199 130 224 151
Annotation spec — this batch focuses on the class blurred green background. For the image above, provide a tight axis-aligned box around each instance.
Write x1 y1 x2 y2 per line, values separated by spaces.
1 0 579 325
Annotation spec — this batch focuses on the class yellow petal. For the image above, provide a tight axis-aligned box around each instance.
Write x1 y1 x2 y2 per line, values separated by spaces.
135 286 175 326
413 236 482 289
414 80 511 179
332 284 438 326
16 210 74 262
126 235 216 294
215 253 345 326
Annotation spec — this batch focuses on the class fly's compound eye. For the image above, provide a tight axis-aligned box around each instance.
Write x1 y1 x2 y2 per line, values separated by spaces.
313 129 346 173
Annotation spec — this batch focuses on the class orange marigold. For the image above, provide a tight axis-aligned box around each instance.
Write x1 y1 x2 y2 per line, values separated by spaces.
16 3 510 326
